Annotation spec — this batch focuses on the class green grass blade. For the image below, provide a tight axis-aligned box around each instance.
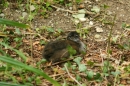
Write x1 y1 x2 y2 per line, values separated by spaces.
0 42 27 61
0 82 27 86
0 18 29 28
0 56 60 86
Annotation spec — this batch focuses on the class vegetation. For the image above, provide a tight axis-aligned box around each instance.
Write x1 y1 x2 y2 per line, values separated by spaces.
0 0 130 86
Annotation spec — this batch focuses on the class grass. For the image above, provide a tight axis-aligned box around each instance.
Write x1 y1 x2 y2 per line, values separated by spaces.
0 0 130 86
0 18 60 86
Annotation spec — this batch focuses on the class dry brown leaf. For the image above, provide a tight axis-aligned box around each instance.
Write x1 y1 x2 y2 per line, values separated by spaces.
33 41 40 46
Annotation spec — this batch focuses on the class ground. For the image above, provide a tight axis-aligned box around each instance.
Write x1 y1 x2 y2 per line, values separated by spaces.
0 0 130 86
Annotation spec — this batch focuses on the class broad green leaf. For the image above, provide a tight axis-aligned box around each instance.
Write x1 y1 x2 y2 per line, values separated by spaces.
78 64 87 72
15 28 21 35
102 4 109 9
94 73 102 81
0 18 29 28
122 23 126 28
124 65 130 72
111 70 120 76
67 45 76 56
47 28 54 33
57 28 63 33
102 61 109 73
40 40 46 45
0 56 60 86
87 61 94 66
73 57 82 65
86 71 94 80
76 75 81 81
123 44 130 50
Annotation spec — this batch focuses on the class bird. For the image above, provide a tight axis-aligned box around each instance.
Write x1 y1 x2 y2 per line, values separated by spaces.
42 31 86 63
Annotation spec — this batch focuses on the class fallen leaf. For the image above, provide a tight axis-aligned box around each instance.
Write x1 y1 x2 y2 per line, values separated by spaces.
94 34 101 39
30 5 35 11
33 41 40 46
91 6 100 13
95 26 103 32
79 18 86 22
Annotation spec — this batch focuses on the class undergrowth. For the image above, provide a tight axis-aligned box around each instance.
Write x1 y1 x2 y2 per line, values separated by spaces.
0 0 130 86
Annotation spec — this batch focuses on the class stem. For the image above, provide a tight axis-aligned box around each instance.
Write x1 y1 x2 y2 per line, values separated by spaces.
64 65 82 86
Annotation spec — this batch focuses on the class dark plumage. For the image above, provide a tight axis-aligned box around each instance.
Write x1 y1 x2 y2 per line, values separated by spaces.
42 31 86 63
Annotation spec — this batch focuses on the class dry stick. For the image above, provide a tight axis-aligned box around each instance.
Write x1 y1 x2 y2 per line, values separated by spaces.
43 54 102 68
42 2 94 15
28 0 33 59
64 65 82 86
72 0 77 11
42 2 76 14
43 58 74 68
50 73 66 77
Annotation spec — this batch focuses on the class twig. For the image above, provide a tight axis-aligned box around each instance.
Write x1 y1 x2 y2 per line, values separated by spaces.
72 0 77 11
50 73 66 77
42 2 94 15
64 65 82 86
43 2 76 14
43 58 74 68
22 32 49 41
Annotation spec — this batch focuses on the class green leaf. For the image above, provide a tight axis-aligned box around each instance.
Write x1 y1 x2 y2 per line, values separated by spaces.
0 56 60 86
76 75 81 81
124 65 130 72
64 62 72 69
0 66 12 71
86 71 94 80
47 28 54 33
36 59 47 66
123 44 130 50
87 61 94 66
0 82 28 86
73 57 82 65
126 25 130 28
78 64 87 72
122 23 126 28
14 37 22 42
102 61 110 73
57 28 63 33
67 45 76 56
15 28 21 35
112 36 119 43
103 4 109 9
0 18 29 28
40 40 46 45
117 44 124 49
111 70 120 76
94 73 102 81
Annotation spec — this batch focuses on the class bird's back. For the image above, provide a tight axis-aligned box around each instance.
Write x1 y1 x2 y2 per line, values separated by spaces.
42 40 68 61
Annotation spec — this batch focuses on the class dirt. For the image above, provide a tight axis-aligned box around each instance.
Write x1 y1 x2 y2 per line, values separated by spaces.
0 0 130 85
